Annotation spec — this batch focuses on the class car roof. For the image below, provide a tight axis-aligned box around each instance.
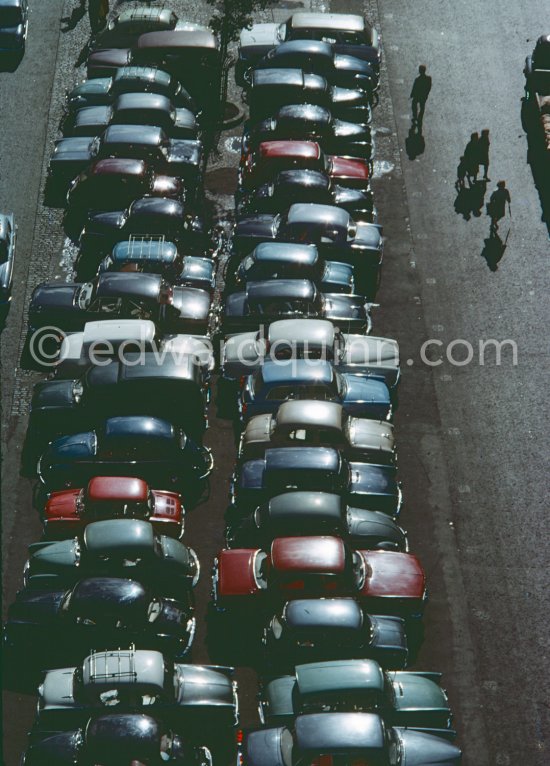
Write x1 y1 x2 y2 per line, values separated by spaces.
82 649 165 689
136 29 218 50
103 415 176 441
102 123 165 147
75 319 157 348
114 66 172 86
114 7 174 26
111 239 178 264
260 358 334 385
247 279 316 304
83 519 155 554
70 577 150 618
283 597 363 630
264 446 341 475
129 196 185 218
258 140 320 161
118 353 202 385
287 203 350 229
267 491 343 523
289 12 366 32
277 103 332 123
251 242 319 267
275 400 343 430
295 659 385 698
274 169 330 192
95 272 162 300
252 68 305 88
115 92 171 112
89 158 148 179
86 714 161 762
0 0 25 8
271 536 347 574
295 712 385 754
87 476 150 503
275 40 333 58
268 318 335 347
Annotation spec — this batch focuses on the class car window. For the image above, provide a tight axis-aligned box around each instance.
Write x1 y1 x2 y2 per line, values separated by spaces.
271 615 283 639
266 386 297 401
95 298 123 314
253 551 269 588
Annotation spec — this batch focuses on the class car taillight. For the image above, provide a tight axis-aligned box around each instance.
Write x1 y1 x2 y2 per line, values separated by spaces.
236 730 244 745
241 402 247 416
239 376 247 387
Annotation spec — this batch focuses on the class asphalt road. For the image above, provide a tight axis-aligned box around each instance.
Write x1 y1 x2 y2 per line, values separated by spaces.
1 1 549 765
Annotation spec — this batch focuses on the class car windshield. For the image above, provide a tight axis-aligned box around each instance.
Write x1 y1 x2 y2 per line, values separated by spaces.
0 9 23 25
276 23 287 42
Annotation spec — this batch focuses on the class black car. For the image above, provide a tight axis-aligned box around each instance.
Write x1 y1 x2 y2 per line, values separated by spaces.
3 577 196 668
243 104 373 161
229 447 401 518
235 169 376 222
222 279 371 335
246 69 371 124
232 203 383 299
0 212 16 320
47 124 203 194
262 598 408 670
22 713 212 766
0 0 28 60
28 272 212 335
63 93 199 140
248 40 377 97
36 416 213 496
29 353 208 447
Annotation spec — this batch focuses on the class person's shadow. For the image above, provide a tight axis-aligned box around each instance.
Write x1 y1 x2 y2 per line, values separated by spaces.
61 0 87 32
480 228 510 271
453 180 487 221
405 124 425 159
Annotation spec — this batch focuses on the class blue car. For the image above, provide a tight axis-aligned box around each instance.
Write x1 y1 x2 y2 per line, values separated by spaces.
240 359 392 421
0 0 28 59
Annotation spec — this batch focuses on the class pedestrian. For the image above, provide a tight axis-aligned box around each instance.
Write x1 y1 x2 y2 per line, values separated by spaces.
410 65 432 128
478 128 490 180
88 0 109 36
455 156 467 190
464 132 479 185
487 180 511 234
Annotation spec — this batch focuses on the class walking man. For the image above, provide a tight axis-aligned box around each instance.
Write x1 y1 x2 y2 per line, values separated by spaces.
88 0 109 36
478 129 490 180
488 180 511 234
410 65 432 128
464 132 480 185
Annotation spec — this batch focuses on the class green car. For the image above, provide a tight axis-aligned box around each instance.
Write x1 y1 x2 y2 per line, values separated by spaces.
258 659 454 737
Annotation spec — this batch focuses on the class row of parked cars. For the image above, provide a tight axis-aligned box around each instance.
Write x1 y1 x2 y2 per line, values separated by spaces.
3 5 461 766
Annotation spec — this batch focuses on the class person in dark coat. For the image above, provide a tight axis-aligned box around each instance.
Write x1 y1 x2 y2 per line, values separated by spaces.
488 180 511 234
463 132 480 185
478 129 490 180
455 156 467 190
88 0 109 35
410 65 432 128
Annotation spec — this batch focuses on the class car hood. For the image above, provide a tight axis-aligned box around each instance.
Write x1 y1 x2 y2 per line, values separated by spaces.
221 331 262 376
330 156 370 181
239 23 279 55
234 215 277 239
88 48 131 69
390 673 449 714
29 540 79 572
349 464 399 503
171 287 211 320
344 375 390 407
175 665 235 707
397 728 461 765
23 731 80 766
8 588 65 623
30 284 80 312
32 380 76 410
151 174 183 198
322 293 368 322
224 292 248 318
243 414 273 444
355 222 382 249
245 727 289 766
51 137 94 163
347 419 394 455
333 119 370 139
42 432 96 465
39 667 76 709
369 615 408 654
85 210 126 234
360 551 425 599
330 86 371 107
0 25 24 46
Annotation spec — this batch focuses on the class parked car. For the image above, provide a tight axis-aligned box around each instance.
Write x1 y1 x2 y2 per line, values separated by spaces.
22 713 213 766
237 11 381 79
212 536 425 619
47 124 203 195
238 400 395 462
92 6 186 48
98 239 216 292
231 203 383 297
28 272 212 335
29 352 208 447
4 577 196 666
245 69 371 125
0 0 28 58
218 319 399 413
225 243 355 296
258 659 454 736
35 650 239 736
524 34 550 99
225 491 408 551
261 599 407 670
52 319 214 380
0 211 16 318
23 519 200 594
229 447 402 519
239 141 371 192
41 476 185 540
64 94 199 140
240 713 461 766
246 40 377 97
36 415 213 496
243 104 373 162
236 169 376 222
64 67 197 114
222 279 372 335
239 360 391 421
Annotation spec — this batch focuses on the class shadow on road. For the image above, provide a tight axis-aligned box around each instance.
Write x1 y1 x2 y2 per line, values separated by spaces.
480 229 510 272
0 52 23 73
453 180 487 221
61 1 87 33
405 125 425 160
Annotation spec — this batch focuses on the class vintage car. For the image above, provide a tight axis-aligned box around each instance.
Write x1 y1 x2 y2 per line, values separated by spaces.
231 203 383 297
0 0 28 58
23 519 200 594
28 272 212 336
246 40 377 97
243 104 373 162
225 243 355 296
229 447 402 519
36 415 213 495
258 660 453 736
238 400 395 462
29 352 208 447
47 124 203 194
64 67 197 114
239 141 371 192
236 169 376 222
92 6 187 48
64 94 199 140
261 599 407 670
4 577 196 666
245 69 372 125
239 360 391 421
212 536 425 619
218 319 400 409
240 713 462 766
237 12 381 78
222 279 372 336
225 491 408 552
22 713 213 766
0 211 16 315
98 239 215 292
35 650 239 736
42 476 185 540
52 319 214 380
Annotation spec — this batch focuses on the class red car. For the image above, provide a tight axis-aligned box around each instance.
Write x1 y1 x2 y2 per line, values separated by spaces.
211 536 426 618
239 140 371 192
42 476 185 540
